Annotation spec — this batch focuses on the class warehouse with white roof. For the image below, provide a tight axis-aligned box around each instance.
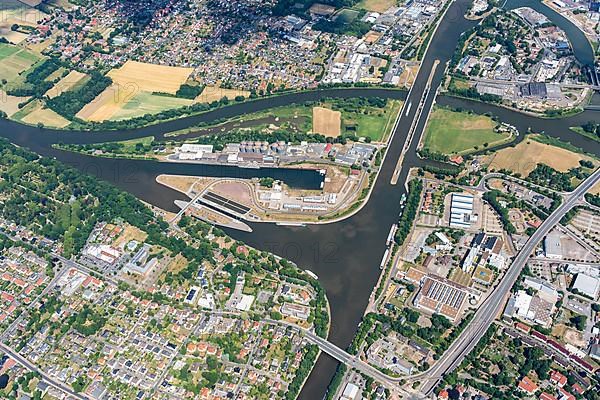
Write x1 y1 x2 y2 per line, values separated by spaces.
450 193 475 228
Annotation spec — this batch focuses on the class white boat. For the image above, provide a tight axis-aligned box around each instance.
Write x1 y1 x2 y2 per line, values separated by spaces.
386 224 397 246
380 249 390 270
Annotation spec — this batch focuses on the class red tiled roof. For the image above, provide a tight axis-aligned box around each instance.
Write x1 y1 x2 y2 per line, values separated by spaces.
518 376 538 393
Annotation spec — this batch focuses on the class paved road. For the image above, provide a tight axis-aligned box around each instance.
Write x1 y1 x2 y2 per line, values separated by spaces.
410 166 600 396
0 341 89 399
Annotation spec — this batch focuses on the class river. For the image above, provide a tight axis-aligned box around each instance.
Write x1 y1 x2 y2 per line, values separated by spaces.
0 0 599 398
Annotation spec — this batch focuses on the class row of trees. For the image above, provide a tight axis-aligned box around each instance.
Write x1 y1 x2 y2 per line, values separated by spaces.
47 71 111 119
483 190 516 234
394 179 423 245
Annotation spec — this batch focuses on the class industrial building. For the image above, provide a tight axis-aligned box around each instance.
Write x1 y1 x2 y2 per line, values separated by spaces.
572 273 600 299
503 289 556 328
413 274 468 322
449 193 475 229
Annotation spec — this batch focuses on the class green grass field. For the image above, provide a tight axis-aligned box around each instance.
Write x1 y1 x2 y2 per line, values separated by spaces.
341 99 402 142
0 44 20 59
109 92 194 121
423 107 510 155
0 43 43 84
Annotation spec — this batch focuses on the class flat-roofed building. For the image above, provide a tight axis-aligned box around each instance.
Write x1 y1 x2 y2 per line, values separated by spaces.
544 230 562 259
573 273 600 299
450 193 475 229
414 275 468 322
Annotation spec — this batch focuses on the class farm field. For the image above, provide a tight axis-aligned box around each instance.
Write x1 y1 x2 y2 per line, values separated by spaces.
107 61 193 94
312 107 341 137
483 135 596 175
195 85 251 103
422 107 510 155
0 0 47 43
14 100 70 128
0 90 29 117
45 70 89 99
0 43 42 84
77 86 194 122
110 92 193 121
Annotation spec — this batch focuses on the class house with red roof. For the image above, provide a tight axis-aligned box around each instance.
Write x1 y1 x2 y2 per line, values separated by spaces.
550 370 567 387
558 387 575 400
571 383 584 395
518 376 538 394
539 393 557 400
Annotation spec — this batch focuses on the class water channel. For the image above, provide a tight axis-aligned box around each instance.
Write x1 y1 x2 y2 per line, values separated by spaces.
0 0 598 398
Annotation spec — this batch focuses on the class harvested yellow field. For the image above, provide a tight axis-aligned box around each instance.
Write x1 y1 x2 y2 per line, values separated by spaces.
20 100 70 128
107 61 193 94
484 137 594 176
591 181 600 195
312 106 341 137
0 90 29 117
45 70 88 98
195 85 251 103
76 84 127 122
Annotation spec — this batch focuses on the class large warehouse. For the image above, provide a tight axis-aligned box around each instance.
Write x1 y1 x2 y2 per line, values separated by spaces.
450 193 475 229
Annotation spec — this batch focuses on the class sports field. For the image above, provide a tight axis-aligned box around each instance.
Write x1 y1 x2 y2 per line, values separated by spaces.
107 61 193 94
195 85 251 103
0 43 42 84
484 135 596 176
313 107 341 137
45 70 89 99
423 107 510 155
356 0 397 12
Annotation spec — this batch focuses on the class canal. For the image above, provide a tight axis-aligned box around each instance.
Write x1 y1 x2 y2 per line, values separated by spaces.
0 0 598 398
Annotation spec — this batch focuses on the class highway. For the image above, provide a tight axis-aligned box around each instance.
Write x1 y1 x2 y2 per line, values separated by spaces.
410 166 600 396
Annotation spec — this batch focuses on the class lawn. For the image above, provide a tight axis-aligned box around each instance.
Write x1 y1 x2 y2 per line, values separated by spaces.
340 99 402 142
423 107 510 155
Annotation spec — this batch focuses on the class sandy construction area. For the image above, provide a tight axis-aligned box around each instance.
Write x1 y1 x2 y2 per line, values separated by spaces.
484 138 594 176
156 174 200 194
212 181 253 207
312 106 341 137
196 85 251 103
45 70 88 98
